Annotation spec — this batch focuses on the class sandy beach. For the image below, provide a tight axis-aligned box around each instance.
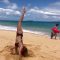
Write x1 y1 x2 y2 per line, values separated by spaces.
0 30 60 60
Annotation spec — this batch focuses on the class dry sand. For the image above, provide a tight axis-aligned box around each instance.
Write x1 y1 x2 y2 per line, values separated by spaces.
0 30 60 60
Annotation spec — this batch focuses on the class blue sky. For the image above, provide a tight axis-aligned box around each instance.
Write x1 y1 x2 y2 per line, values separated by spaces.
0 0 60 21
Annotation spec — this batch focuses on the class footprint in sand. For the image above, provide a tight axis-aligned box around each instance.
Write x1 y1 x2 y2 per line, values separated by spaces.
0 46 22 60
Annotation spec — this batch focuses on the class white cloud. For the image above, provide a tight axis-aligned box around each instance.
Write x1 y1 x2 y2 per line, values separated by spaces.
7 3 18 10
0 0 10 4
0 8 21 16
28 8 60 16
49 2 60 9
26 2 60 21
0 0 22 20
0 0 60 21
4 0 9 4
0 0 18 10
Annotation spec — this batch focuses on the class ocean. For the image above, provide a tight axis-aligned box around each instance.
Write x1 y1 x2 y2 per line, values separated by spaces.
0 20 60 36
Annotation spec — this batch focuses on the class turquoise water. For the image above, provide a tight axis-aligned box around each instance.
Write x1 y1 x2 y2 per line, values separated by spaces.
0 20 60 36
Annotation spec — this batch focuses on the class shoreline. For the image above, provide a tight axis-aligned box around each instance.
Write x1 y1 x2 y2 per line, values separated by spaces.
0 24 50 36
0 29 49 36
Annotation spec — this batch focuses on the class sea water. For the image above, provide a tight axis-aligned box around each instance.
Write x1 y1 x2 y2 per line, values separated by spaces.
0 20 60 36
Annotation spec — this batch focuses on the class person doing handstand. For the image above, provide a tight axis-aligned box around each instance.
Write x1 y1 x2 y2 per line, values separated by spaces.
15 7 26 55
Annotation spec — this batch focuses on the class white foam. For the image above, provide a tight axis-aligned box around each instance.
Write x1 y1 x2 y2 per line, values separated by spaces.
23 29 45 35
0 25 16 31
0 25 46 35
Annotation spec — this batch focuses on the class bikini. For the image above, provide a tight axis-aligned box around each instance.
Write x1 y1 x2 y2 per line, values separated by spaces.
17 33 23 39
15 33 23 47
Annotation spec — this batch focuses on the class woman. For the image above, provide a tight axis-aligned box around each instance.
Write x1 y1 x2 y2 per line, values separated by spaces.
15 7 26 55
